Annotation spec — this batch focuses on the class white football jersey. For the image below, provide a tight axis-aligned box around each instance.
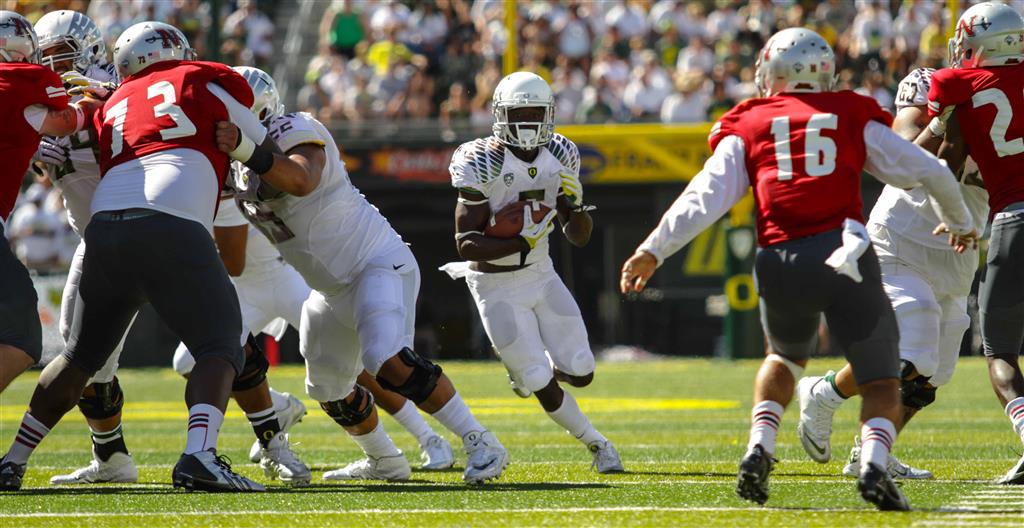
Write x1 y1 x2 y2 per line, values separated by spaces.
868 68 990 251
48 63 118 235
213 192 283 281
449 133 580 266
234 112 406 294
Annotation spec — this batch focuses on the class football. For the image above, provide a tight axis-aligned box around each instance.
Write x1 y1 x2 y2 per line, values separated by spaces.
484 200 553 238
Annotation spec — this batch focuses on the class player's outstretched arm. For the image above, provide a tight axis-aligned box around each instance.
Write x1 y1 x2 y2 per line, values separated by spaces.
36 98 102 137
454 191 530 261
216 122 322 196
556 195 592 247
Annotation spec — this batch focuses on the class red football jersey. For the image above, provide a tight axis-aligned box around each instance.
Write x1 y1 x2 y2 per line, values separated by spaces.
0 62 68 221
928 63 1024 216
94 60 254 188
709 91 893 247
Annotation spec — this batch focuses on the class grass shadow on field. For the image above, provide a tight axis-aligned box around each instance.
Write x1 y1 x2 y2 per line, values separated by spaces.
625 470 737 478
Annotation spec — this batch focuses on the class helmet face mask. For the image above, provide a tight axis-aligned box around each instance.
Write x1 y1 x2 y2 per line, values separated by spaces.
113 22 195 78
492 72 555 151
948 2 1024 68
40 41 79 74
0 11 40 64
34 10 105 74
754 28 836 97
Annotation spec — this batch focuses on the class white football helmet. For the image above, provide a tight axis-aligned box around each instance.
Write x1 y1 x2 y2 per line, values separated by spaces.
754 28 836 97
948 2 1024 68
35 10 105 73
492 71 555 150
112 21 195 78
233 66 284 122
0 11 40 64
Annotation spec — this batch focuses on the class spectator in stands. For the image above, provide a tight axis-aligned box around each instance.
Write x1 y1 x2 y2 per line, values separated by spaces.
367 22 414 76
171 0 212 59
624 51 672 122
848 0 893 72
856 70 895 114
553 3 592 66
407 1 448 63
222 0 275 68
9 183 62 273
440 82 471 128
676 36 715 74
322 0 366 59
605 0 648 39
661 70 710 124
706 81 737 122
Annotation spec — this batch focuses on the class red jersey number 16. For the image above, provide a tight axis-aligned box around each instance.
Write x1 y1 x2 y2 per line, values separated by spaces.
770 113 838 181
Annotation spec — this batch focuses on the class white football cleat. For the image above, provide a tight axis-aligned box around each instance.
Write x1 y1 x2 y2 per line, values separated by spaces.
420 434 455 470
796 374 837 463
249 392 308 463
50 449 138 485
589 440 624 474
322 453 411 481
259 432 311 486
842 436 933 480
462 430 509 484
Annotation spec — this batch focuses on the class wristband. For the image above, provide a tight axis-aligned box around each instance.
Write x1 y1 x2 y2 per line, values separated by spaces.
72 104 85 133
927 116 946 137
229 133 256 162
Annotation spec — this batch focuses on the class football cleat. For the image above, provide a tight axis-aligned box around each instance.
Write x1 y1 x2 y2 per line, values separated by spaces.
0 455 25 491
736 444 774 505
172 449 265 492
259 432 311 486
50 449 138 485
322 453 411 481
249 392 307 463
796 375 837 463
463 431 509 484
842 436 933 480
420 434 455 470
858 461 911 511
589 440 624 474
995 452 1024 485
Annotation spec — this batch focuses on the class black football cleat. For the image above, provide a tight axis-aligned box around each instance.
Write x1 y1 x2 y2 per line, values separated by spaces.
858 462 911 511
0 455 25 491
995 453 1024 485
736 444 774 505
172 449 265 492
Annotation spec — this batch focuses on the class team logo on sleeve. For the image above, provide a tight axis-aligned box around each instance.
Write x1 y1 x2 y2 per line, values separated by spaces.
503 172 514 187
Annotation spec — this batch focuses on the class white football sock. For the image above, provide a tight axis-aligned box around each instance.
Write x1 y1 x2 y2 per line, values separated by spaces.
391 400 436 446
547 390 607 446
5 413 50 465
860 417 897 473
269 388 291 412
184 404 223 455
431 393 485 439
747 400 784 456
1006 397 1024 444
350 422 401 458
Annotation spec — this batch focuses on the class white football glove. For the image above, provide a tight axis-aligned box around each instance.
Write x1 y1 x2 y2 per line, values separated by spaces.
824 219 870 283
32 137 69 166
559 170 583 207
519 205 558 250
61 70 115 99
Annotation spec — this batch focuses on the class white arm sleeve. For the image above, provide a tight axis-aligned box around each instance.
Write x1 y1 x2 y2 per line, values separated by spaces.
862 120 973 234
207 82 267 144
637 135 750 265
23 104 48 133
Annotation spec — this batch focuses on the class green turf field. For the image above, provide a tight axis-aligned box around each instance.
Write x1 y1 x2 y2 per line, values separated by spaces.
1 357 1022 527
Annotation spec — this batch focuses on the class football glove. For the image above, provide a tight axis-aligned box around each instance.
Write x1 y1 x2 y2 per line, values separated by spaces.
559 170 583 208
32 136 69 166
61 71 116 99
519 206 558 250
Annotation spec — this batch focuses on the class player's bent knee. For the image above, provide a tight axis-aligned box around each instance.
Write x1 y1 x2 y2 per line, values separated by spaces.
518 363 555 393
320 385 374 426
232 335 269 392
900 361 937 409
766 353 805 379
375 347 441 404
172 344 196 377
77 377 125 420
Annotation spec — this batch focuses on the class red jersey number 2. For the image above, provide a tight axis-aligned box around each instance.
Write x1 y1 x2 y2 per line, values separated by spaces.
769 113 838 181
105 81 198 157
972 88 1024 158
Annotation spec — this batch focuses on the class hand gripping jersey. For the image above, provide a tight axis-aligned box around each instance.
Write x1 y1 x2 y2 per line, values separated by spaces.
233 112 406 294
449 133 580 266
870 68 990 251
709 91 893 247
94 60 253 188
928 62 1024 216
0 62 68 221
49 62 118 235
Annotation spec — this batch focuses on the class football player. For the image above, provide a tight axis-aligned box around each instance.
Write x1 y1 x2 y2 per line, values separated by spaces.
620 28 975 510
0 10 96 402
444 71 623 473
795 65 990 479
0 21 298 492
171 66 455 474
214 68 503 484
918 2 1024 485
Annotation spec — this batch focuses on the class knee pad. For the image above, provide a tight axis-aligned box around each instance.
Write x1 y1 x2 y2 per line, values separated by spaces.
320 385 374 426
376 347 442 404
77 377 124 420
232 334 269 392
766 353 805 380
172 344 196 377
900 361 937 410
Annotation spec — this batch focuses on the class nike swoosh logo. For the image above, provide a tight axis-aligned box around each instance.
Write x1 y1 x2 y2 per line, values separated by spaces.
805 436 827 455
472 456 498 471
393 264 404 270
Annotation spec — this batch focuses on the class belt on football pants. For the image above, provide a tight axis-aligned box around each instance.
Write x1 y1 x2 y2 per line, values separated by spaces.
92 208 160 222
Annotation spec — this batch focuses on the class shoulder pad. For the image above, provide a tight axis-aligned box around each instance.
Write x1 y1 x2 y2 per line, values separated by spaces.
546 134 580 174
266 112 327 153
450 136 505 190
895 68 934 110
